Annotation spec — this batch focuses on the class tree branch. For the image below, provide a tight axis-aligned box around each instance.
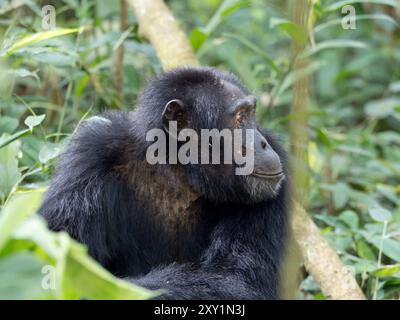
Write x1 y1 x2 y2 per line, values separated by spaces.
126 0 199 70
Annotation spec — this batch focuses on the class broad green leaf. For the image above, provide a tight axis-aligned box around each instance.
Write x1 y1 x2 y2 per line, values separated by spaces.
14 217 59 258
356 239 376 261
321 183 351 209
3 28 79 56
39 142 62 164
0 252 51 299
362 233 400 262
372 264 400 278
24 114 46 131
368 206 392 222
308 142 324 173
220 0 245 17
0 190 44 251
277 61 322 97
365 98 400 119
56 235 157 300
12 216 156 300
0 136 21 202
326 0 399 11
339 210 359 230
0 129 31 149
383 279 400 287
190 28 209 51
32 51 75 67
352 259 376 273
376 184 400 206
0 116 19 135
203 0 245 34
74 74 90 98
282 23 307 46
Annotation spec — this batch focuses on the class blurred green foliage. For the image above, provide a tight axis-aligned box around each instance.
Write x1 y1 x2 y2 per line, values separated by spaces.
0 0 399 299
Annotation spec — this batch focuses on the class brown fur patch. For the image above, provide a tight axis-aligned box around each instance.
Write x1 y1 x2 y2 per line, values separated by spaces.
115 155 201 235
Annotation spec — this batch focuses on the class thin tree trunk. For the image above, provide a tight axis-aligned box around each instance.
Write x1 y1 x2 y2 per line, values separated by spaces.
126 0 199 70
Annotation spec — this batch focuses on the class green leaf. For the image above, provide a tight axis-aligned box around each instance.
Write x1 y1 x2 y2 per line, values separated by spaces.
6 68 39 81
39 142 62 164
0 190 44 251
0 136 21 202
368 206 392 222
270 18 308 46
376 184 400 206
24 114 46 131
190 28 209 51
365 98 400 119
339 210 359 230
0 116 19 135
12 216 157 300
322 183 351 209
54 234 157 300
316 128 333 150
13 217 59 258
190 0 246 51
372 265 400 278
0 252 51 299
362 233 400 262
326 0 399 12
356 239 376 261
3 28 79 56
282 23 308 46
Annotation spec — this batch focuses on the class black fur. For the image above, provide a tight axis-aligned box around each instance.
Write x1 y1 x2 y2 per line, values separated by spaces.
39 67 290 299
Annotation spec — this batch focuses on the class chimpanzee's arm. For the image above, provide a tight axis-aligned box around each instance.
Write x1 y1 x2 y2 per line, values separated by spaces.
39 113 149 275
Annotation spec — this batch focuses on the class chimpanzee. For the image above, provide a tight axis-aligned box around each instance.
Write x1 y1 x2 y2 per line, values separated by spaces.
39 67 290 299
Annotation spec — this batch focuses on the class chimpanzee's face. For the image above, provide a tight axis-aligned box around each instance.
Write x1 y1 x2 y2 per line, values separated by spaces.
143 67 285 204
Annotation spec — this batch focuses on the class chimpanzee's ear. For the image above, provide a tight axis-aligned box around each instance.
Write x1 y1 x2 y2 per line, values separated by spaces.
162 99 188 129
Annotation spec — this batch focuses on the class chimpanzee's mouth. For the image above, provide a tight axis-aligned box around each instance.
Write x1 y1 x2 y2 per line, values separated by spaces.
251 171 284 179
